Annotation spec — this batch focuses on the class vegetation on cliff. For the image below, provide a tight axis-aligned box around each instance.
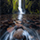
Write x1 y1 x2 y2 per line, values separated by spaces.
12 0 39 14
1 0 39 14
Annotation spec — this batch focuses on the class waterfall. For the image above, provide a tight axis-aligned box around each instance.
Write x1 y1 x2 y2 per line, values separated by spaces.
18 0 25 21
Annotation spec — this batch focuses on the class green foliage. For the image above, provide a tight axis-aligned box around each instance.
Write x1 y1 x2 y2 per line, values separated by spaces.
7 0 11 5
7 0 39 14
25 0 39 14
7 0 18 13
13 0 18 13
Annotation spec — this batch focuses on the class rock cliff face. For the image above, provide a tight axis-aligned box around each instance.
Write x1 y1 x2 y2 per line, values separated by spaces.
25 0 39 14
1 0 13 15
13 0 39 14
1 0 39 14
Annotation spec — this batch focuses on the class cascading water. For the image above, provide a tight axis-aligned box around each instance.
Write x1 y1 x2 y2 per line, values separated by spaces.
1 0 39 40
18 0 25 21
1 28 39 40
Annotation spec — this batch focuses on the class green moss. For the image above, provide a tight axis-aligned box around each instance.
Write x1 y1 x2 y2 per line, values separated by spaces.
36 9 39 14
25 0 39 14
7 0 11 5
7 0 39 14
13 0 18 13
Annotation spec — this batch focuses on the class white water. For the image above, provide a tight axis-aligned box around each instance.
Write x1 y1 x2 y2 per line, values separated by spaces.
18 0 24 21
1 0 39 40
1 28 39 40
9 29 16 40
23 30 31 40
18 14 23 21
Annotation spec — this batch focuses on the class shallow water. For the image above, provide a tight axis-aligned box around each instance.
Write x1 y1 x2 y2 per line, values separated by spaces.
1 28 40 40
